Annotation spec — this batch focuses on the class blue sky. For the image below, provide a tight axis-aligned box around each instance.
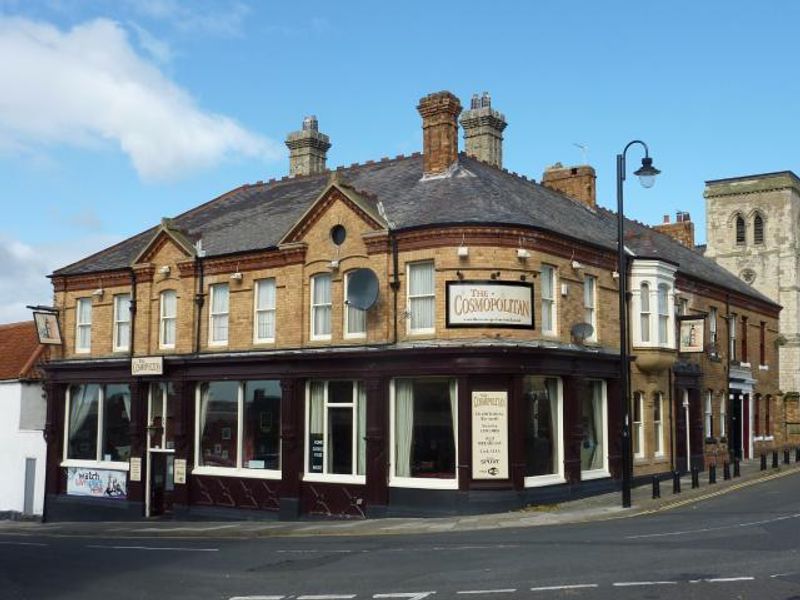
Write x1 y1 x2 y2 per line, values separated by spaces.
1 0 799 320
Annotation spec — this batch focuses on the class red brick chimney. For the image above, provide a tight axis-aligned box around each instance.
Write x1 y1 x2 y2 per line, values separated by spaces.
654 211 695 248
417 91 462 176
541 163 597 208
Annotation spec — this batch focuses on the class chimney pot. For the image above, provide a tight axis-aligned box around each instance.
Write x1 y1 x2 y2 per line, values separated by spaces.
285 116 331 176
653 211 695 248
459 90 507 168
663 214 670 223
417 91 463 176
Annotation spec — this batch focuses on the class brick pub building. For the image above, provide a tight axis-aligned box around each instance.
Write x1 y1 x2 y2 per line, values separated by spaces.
43 91 788 520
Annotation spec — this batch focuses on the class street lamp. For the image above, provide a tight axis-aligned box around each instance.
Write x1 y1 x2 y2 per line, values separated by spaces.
617 140 660 508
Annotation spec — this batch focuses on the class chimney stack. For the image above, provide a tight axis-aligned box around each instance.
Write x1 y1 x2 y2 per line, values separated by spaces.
541 163 597 208
285 115 331 177
417 91 462 177
654 211 695 248
459 91 507 168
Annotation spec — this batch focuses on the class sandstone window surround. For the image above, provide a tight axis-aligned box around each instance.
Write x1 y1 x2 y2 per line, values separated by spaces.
583 275 597 342
540 264 557 337
653 392 664 457
630 259 677 349
209 283 229 346
253 278 276 344
310 273 332 341
75 297 92 354
406 261 435 335
343 271 367 339
735 214 746 245
112 293 131 353
753 212 765 245
632 391 644 459
159 290 177 349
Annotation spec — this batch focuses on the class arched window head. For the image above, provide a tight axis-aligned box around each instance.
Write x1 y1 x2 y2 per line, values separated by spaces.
753 213 764 245
735 215 745 245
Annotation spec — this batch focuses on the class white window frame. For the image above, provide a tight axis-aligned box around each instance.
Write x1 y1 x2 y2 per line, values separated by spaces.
657 283 670 344
343 271 367 340
709 306 718 347
112 293 131 352
720 392 727 438
208 283 229 346
729 314 737 361
253 278 276 344
303 380 365 485
310 273 332 341
583 275 597 342
705 390 713 438
632 391 644 459
406 261 436 335
159 290 177 349
75 297 92 354
630 260 677 349
524 377 565 487
639 283 651 343
653 392 664 457
61 384 130 471
541 264 557 336
581 379 609 480
389 377 459 490
192 381 281 480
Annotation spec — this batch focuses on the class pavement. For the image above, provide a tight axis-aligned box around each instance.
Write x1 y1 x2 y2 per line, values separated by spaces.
3 456 800 540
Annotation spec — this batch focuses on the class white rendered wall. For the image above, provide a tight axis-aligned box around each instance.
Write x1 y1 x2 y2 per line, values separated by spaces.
0 381 46 516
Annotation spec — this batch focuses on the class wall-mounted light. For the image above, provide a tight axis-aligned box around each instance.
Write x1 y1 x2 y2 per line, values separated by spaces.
329 259 340 270
158 265 171 276
457 246 469 258
92 288 104 297
490 271 501 280
517 248 530 260
230 272 243 281
571 260 584 271
456 270 464 280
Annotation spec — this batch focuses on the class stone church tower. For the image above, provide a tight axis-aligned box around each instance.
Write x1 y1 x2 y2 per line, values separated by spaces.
704 171 800 400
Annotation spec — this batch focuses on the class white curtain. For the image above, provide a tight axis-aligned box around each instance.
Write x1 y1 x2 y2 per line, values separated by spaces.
256 279 276 339
409 262 434 330
68 384 97 456
546 378 559 473
309 381 324 435
591 383 604 470
198 384 210 464
357 383 366 475
449 379 457 454
395 380 414 477
313 275 332 336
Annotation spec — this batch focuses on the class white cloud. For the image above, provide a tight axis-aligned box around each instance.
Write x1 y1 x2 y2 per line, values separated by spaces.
0 16 280 180
126 0 251 37
0 233 121 323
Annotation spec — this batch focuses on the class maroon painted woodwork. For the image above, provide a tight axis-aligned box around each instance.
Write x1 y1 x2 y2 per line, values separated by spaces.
192 475 279 512
364 377 388 507
300 482 366 518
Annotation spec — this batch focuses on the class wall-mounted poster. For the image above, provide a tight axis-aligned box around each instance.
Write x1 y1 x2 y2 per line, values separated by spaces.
679 316 705 353
66 467 127 499
173 459 187 484
471 391 509 479
447 281 534 329
33 311 62 345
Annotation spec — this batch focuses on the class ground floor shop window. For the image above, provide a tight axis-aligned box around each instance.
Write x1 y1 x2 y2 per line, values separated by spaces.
580 380 607 477
65 383 131 466
523 376 563 485
195 380 281 476
391 378 457 488
305 380 366 482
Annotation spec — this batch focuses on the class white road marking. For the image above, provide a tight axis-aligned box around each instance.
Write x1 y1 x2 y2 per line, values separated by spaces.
530 584 598 591
456 590 516 595
626 512 800 539
613 581 677 587
0 540 48 547
277 550 357 554
85 544 218 552
770 572 796 578
373 593 436 600
297 596 356 600
229 596 284 600
706 577 755 583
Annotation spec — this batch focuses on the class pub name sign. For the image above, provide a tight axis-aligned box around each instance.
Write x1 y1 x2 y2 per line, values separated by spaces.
446 281 534 329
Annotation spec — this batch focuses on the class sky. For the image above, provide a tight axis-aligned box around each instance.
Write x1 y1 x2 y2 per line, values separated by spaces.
1 0 799 322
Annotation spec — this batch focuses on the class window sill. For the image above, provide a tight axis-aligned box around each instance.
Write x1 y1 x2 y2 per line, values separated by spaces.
75 349 91 355
192 466 281 480
759 364 769 371
740 362 752 368
111 348 130 354
524 474 566 488
580 469 609 481
309 336 333 343
407 330 435 337
389 476 458 490
159 345 176 351
253 339 276 346
303 473 365 486
207 342 229 348
343 334 367 341
61 459 129 471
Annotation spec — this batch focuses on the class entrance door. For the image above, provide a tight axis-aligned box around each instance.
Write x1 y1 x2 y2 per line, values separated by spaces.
730 392 742 460
149 452 174 516
147 383 176 517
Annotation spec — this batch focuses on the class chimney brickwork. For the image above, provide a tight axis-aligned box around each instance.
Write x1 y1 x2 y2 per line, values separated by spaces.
654 211 695 248
459 92 507 168
285 115 331 177
541 163 597 208
417 91 462 176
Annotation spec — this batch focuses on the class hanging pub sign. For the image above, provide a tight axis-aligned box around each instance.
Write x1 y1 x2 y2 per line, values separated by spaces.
678 315 706 353
33 311 62 345
471 391 509 479
446 281 534 329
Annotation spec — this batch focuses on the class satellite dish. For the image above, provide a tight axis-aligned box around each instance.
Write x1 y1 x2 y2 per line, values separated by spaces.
570 322 594 344
347 268 379 310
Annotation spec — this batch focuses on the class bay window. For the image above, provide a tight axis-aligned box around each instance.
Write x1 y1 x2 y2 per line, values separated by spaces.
639 283 651 343
254 278 276 343
407 261 435 334
657 284 670 344
209 283 229 345
65 383 131 465
311 273 332 340
195 380 281 475
306 380 365 481
391 378 457 488
160 290 177 348
541 265 556 335
580 381 607 477
75 297 92 353
344 271 367 338
583 275 597 341
524 376 563 485
112 294 131 352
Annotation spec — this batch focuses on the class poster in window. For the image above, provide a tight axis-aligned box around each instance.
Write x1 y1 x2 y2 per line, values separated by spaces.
33 311 62 345
309 433 324 473
679 316 705 353
66 467 127 499
471 391 509 479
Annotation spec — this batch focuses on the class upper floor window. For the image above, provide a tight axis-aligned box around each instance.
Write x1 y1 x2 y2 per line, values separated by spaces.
709 306 718 347
729 313 737 361
541 265 557 336
735 215 745 245
75 297 92 353
254 278 276 343
753 213 764 245
209 283 229 346
705 390 713 438
639 282 651 343
583 275 597 341
677 297 688 316
311 273 332 340
741 315 749 363
344 271 367 339
632 391 644 458
407 261 435 334
657 284 670 344
720 392 727 438
112 294 131 352
160 290 177 348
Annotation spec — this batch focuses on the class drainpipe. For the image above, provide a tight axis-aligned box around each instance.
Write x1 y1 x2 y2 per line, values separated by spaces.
668 367 675 472
390 231 399 345
129 268 137 359
194 255 205 354
725 293 732 461
683 391 691 471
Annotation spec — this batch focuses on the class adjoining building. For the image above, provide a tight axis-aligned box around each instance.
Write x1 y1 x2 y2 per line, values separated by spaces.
42 91 787 521
0 321 48 518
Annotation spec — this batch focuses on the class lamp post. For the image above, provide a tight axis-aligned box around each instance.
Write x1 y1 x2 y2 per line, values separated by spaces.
617 140 660 508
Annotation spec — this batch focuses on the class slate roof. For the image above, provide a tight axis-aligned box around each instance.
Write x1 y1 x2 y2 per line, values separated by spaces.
0 321 45 381
52 153 777 308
